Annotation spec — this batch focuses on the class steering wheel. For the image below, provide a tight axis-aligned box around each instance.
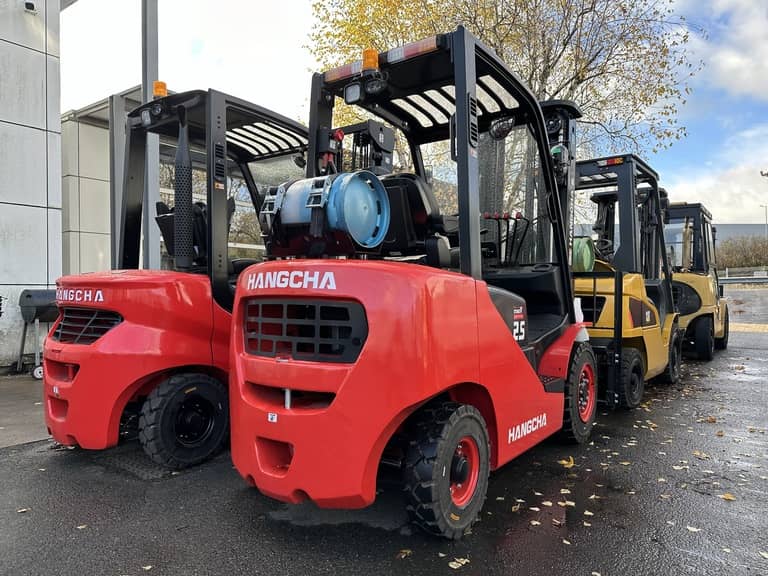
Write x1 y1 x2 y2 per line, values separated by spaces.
594 238 614 258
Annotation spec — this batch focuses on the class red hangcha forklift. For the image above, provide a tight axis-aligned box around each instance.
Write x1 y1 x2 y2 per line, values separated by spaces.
43 89 309 468
229 27 595 538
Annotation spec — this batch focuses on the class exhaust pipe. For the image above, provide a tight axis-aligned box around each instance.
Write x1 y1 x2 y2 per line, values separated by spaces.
174 106 194 271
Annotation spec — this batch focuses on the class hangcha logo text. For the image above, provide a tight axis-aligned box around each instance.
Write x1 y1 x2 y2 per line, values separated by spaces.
508 413 547 444
56 288 105 303
246 270 337 291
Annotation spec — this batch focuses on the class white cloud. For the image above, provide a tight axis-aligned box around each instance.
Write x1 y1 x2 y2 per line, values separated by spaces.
684 0 768 101
664 124 768 223
61 0 317 121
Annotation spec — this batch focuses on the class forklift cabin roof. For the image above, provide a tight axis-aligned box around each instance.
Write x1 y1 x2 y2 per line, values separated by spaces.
320 33 545 145
127 89 308 162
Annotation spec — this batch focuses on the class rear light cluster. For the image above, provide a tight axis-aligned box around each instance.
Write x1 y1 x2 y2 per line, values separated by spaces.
243 298 368 363
51 307 123 345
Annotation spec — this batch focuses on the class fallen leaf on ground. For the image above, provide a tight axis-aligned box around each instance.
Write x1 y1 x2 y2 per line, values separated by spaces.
658 478 667 482
552 518 562 526
495 496 505 501
396 549 412 560
619 461 631 466
562 539 571 545
515 498 526 503
759 551 768 560
76 525 87 530
438 553 447 558
588 494 600 500
142 567 153 572
666 520 675 526
716 430 724 437
529 507 541 512
560 488 571 494
686 526 701 533
448 558 470 569
533 491 543 496
592 572 601 576
693 450 710 460
530 520 541 526
583 521 592 527
542 501 553 507
718 493 736 501
722 548 732 553
511 504 521 512
660 494 672 499
584 510 594 516
705 416 717 424
16 508 30 514
558 456 575 469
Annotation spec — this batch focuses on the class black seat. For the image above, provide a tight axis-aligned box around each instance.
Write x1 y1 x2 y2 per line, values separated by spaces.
154 200 209 266
380 173 458 257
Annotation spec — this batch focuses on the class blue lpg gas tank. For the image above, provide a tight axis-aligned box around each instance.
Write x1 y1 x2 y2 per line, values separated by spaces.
277 170 390 249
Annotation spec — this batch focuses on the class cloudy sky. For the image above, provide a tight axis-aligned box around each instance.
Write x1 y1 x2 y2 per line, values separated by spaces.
61 0 768 224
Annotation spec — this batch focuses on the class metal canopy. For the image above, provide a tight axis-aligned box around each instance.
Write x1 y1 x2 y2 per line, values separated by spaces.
127 90 308 163
321 36 529 144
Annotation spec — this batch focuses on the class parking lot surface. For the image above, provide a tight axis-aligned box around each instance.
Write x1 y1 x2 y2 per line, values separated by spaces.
1 288 766 576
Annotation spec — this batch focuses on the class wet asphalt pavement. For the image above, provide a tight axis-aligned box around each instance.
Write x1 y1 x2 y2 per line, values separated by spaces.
1 288 767 576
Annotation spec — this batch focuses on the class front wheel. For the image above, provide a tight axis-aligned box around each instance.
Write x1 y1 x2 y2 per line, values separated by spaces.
403 402 490 540
695 316 715 361
561 343 597 444
715 306 729 350
619 348 645 410
139 373 229 469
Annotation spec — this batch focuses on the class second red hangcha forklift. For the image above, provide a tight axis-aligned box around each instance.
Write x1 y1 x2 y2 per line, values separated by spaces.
43 89 309 468
229 27 595 538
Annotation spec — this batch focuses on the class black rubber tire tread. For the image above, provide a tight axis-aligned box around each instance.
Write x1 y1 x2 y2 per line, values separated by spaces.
618 348 645 410
695 315 715 361
403 402 490 540
715 306 729 350
139 373 229 469
661 328 682 384
560 342 597 444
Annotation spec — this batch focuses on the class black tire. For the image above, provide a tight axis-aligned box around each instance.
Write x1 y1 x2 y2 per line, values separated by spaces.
618 348 644 410
560 343 597 444
403 402 490 539
715 306 729 350
139 373 229 469
662 328 682 384
695 315 715 361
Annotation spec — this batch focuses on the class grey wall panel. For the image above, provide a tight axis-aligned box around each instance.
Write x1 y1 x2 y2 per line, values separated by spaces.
0 121 47 206
0 1 46 52
0 204 47 284
0 40 46 130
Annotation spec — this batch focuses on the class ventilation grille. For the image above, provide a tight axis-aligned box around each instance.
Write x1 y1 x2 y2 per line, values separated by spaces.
468 94 479 147
52 308 123 345
244 298 367 363
214 142 226 179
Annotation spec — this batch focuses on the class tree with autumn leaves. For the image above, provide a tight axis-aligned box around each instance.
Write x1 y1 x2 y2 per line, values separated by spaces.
309 0 699 156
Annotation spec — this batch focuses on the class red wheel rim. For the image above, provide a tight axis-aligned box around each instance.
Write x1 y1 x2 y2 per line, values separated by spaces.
450 436 480 507
577 363 596 423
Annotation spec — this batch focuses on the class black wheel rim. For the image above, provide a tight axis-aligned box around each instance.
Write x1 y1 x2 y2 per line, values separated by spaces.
174 395 215 447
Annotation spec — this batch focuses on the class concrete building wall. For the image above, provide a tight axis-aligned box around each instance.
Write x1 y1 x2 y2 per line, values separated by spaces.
0 0 61 367
60 118 111 274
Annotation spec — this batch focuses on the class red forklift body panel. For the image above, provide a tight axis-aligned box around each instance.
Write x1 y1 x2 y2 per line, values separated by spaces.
43 270 226 449
229 260 575 508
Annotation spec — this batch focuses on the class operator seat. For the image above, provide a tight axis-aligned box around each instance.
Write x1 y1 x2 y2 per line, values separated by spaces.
154 200 209 266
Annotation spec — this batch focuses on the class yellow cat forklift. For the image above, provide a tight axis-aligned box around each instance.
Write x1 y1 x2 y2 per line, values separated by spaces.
664 202 728 359
573 155 681 409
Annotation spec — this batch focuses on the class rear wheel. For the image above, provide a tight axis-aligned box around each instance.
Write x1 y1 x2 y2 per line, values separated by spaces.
403 402 490 539
695 316 715 361
662 328 682 384
715 306 729 350
139 373 229 469
561 343 597 443
618 348 644 410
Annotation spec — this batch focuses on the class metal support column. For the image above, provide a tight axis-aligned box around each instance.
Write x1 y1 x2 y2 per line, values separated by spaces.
108 92 126 268
141 0 161 269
